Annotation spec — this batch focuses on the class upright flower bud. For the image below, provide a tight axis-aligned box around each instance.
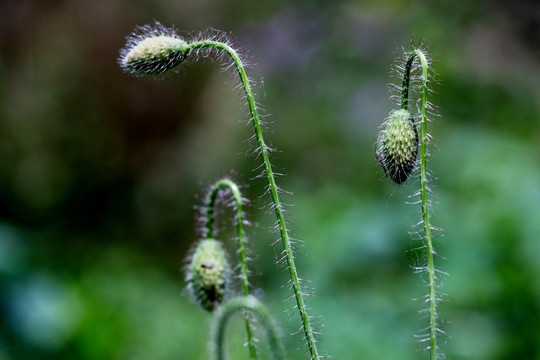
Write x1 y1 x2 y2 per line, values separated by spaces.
376 109 418 184
119 23 190 75
186 238 230 311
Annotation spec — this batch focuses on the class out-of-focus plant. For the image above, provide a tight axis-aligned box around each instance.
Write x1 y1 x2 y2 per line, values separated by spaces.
185 177 266 359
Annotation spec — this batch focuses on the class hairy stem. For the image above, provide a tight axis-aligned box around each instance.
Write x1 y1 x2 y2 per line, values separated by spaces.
204 178 257 359
187 40 321 359
402 48 438 360
210 296 285 360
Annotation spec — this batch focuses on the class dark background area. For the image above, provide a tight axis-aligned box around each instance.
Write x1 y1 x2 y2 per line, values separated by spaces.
0 0 539 359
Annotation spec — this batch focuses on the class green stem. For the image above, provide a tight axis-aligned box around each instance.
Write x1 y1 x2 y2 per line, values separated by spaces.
402 49 438 360
204 178 257 359
210 296 285 360
187 40 320 360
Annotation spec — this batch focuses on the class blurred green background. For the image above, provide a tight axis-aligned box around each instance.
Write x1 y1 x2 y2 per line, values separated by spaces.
1 0 539 359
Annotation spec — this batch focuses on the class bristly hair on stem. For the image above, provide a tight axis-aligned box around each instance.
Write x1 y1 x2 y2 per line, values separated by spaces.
119 23 323 359
378 42 445 360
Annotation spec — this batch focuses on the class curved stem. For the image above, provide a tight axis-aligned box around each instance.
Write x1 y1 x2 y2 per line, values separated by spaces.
188 40 321 359
204 178 257 359
402 49 438 360
210 296 285 360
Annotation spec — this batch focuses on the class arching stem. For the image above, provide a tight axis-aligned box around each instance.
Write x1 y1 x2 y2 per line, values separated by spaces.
188 40 321 360
402 48 438 360
210 296 285 360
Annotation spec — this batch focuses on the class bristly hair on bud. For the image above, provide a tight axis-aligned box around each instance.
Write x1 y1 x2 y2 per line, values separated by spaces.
376 108 418 184
118 22 190 75
185 238 230 312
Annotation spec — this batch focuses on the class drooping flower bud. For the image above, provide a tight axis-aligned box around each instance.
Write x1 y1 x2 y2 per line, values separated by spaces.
376 109 418 184
186 238 230 311
119 23 190 75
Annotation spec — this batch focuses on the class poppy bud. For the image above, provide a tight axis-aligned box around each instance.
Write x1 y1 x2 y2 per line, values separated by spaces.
186 238 230 311
376 109 418 184
119 23 189 75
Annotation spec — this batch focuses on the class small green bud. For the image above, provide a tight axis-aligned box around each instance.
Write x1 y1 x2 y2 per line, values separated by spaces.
119 23 190 75
376 109 418 184
186 238 230 311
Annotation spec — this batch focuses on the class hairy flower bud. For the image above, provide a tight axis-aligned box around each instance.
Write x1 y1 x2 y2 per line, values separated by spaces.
119 23 190 75
376 109 418 184
186 238 230 311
